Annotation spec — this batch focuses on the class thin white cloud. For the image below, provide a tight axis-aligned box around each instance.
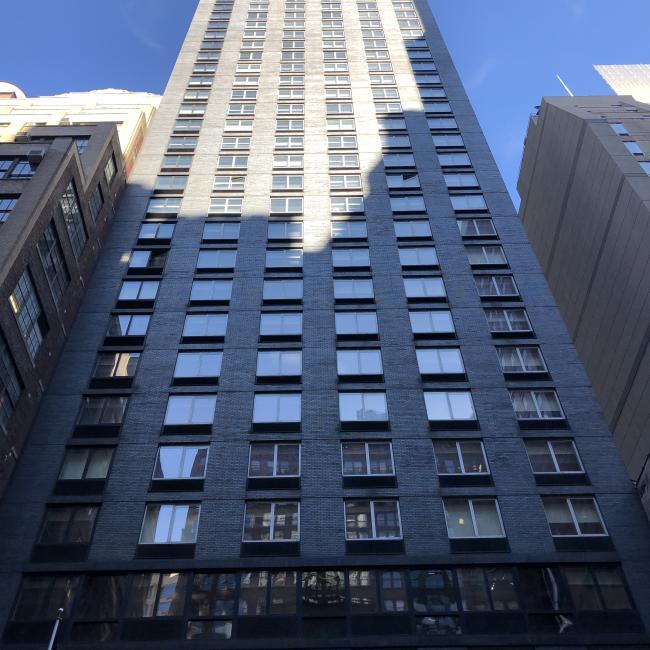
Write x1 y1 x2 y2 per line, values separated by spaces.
465 58 497 90
120 0 164 52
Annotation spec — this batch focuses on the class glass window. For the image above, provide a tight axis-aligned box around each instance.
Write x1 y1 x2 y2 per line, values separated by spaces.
267 222 303 241
0 195 18 223
329 153 359 168
339 391 388 422
609 122 628 135
409 310 455 336
337 349 382 376
106 313 150 338
593 566 632 610
474 274 518 297
331 196 364 213
77 395 127 426
329 174 362 190
253 393 301 424
424 391 476 422
444 172 478 188
163 395 216 425
265 249 303 269
624 141 643 155
217 154 248 169
410 569 457 613
189 572 236 619
341 441 393 475
542 496 607 537
345 500 402 539
256 350 302 377
450 194 488 211
12 576 80 621
174 351 222 379
183 313 228 339
466 245 507 266
58 447 113 481
243 501 299 541
457 217 496 237
331 221 367 240
147 198 182 216
332 248 370 268
203 222 240 242
272 174 303 190
485 308 532 333
118 280 159 302
443 498 505 538
209 197 242 214
387 172 420 189
128 250 167 272
270 197 303 214
162 155 193 170
139 504 200 544
59 181 87 259
416 348 464 375
274 154 303 169
335 311 378 336
497 346 546 373
0 332 21 433
333 278 374 301
190 280 232 303
260 312 302 337
213 175 245 191
249 443 300 477
104 154 117 185
9 270 48 361
510 389 564 420
89 183 104 220
196 250 237 271
263 279 303 302
301 571 345 615
155 175 187 191
153 446 209 480
640 161 650 175
139 222 175 240
38 505 98 545
384 154 415 170
403 277 446 299
433 440 488 475
399 247 438 267
390 195 426 213
93 351 139 379
525 439 583 474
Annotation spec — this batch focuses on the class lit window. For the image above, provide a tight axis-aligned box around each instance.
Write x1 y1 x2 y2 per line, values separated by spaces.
9 270 48 361
443 498 505 538
92 351 139 380
433 440 488 475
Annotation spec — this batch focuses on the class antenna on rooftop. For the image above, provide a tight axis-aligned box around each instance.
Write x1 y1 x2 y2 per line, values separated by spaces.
556 74 575 96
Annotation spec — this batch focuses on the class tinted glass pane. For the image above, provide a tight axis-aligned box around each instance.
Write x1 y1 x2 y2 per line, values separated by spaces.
457 568 489 611
410 569 457 613
350 570 378 612
301 571 346 615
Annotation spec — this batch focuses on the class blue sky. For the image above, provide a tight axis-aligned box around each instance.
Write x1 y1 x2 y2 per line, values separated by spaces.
3 0 649 204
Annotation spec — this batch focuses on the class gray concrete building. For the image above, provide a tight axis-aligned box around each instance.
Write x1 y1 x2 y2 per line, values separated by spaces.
1 1 650 648
518 95 650 517
0 123 128 495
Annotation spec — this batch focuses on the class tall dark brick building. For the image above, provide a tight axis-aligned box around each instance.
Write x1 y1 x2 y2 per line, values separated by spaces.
1 0 649 647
